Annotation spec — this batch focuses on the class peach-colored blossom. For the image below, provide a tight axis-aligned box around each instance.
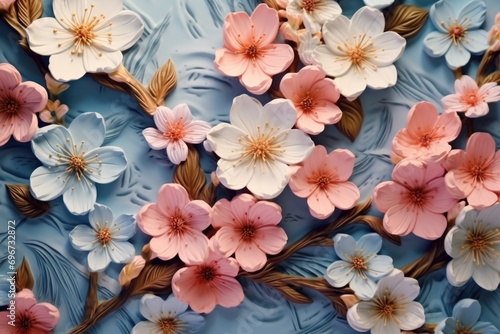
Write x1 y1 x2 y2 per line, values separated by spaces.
280 65 342 135
373 160 457 240
391 102 461 163
172 248 244 313
118 256 146 286
214 4 294 95
39 100 69 124
444 132 500 209
137 183 212 265
289 145 360 219
488 13 500 52
211 194 287 272
442 75 500 118
0 63 48 146
0 289 60 333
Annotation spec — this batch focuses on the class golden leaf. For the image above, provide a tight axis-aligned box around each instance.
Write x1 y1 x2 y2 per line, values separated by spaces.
129 260 183 296
385 5 429 39
355 215 401 245
15 257 34 292
148 59 177 107
335 96 363 142
1 4 26 38
482 71 500 84
7 184 50 218
16 0 43 28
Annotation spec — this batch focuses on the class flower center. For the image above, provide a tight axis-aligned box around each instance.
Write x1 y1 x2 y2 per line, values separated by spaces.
75 24 95 46
199 266 216 282
462 222 500 266
97 227 112 246
372 289 401 325
238 123 286 170
349 48 365 65
316 175 331 189
463 92 480 106
19 315 31 330
449 25 466 44
1 97 20 114
246 44 259 60
336 34 377 71
455 323 479 334
157 317 181 334
420 134 433 147
469 165 485 182
240 224 256 241
165 123 185 141
409 188 426 206
169 213 185 234
302 0 316 12
69 155 86 178
351 255 368 271
301 95 314 113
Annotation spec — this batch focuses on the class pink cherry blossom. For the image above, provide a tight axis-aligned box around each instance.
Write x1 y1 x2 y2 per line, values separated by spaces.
280 65 342 135
172 248 244 313
0 63 48 146
0 288 60 333
214 4 294 95
373 160 457 240
487 13 500 52
289 145 360 219
391 102 461 163
0 0 15 11
444 132 500 209
137 183 212 265
211 194 287 272
441 75 500 118
142 104 211 165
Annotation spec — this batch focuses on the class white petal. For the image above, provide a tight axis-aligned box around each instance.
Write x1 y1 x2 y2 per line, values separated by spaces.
350 274 377 300
139 294 163 322
207 124 247 160
372 321 401 334
163 295 189 315
429 0 458 33
446 260 471 287
445 44 471 70
325 260 354 287
357 233 383 254
364 0 394 9
112 214 137 240
68 112 106 152
364 65 398 90
312 45 351 77
166 140 188 165
367 255 394 279
351 7 385 37
216 158 254 191
423 32 452 57
462 30 489 54
26 18 74 55
477 204 500 226
89 203 114 230
31 125 72 166
333 234 356 260
63 177 97 215
398 302 425 331
246 160 290 199
83 48 123 74
370 32 406 66
229 94 262 137
142 128 169 150
472 265 500 290
347 302 376 332
85 147 128 184
87 0 124 18
94 11 144 51
312 1 342 24
69 225 98 251
334 68 367 100
107 241 135 263
132 322 161 334
262 98 297 130
275 129 314 164
87 245 111 272
30 166 70 201
48 51 86 82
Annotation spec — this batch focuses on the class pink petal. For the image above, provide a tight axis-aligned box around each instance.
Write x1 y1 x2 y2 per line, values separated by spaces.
373 181 408 213
172 103 193 125
480 82 500 103
303 145 328 176
213 255 240 277
29 302 60 331
325 181 360 210
295 114 325 135
183 121 211 143
422 163 445 184
279 72 298 100
16 81 49 112
434 111 461 142
150 234 180 261
483 151 500 192
239 62 272 95
247 200 282 227
444 149 466 171
310 101 342 125
213 226 240 256
178 230 209 265
211 276 244 308
467 185 499 209
251 4 279 46
12 112 37 142
289 165 318 198
424 177 457 213
211 198 235 229
465 102 489 118
325 149 355 181
392 159 426 188
137 203 169 237
465 132 495 164
455 75 478 95
254 225 287 255
215 48 249 77
157 184 190 217
172 267 217 313
153 106 175 133
223 11 252 51
442 93 467 112
258 43 294 76
167 140 189 164
444 171 469 199
406 102 438 138
15 289 37 313
383 204 416 236
230 194 257 223
411 211 447 240
235 242 267 271
0 63 21 92
307 188 336 219
296 65 327 87
184 200 211 231
142 128 169 150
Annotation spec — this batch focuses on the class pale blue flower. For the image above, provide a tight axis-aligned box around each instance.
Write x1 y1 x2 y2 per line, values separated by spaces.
132 294 205 334
30 112 127 215
435 299 500 334
325 233 393 300
423 0 489 69
69 204 136 272
363 0 394 10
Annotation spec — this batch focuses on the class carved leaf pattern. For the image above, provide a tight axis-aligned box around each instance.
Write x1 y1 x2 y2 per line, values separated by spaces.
7 184 51 218
335 97 364 142
15 0 43 28
15 257 34 291
147 59 177 106
385 5 429 40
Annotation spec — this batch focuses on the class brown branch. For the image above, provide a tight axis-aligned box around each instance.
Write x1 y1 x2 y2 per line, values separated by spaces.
476 49 497 85
81 272 98 323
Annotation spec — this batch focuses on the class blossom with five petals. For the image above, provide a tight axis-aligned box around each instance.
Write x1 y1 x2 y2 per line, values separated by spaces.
211 194 287 272
441 75 500 118
326 233 394 300
172 248 244 313
280 65 342 135
286 0 342 34
137 183 212 265
214 4 294 95
206 94 315 199
373 159 457 240
391 101 461 164
69 203 136 272
312 6 406 100
444 132 500 209
132 294 205 334
346 270 425 334
26 0 144 81
142 104 211 165
0 63 48 146
423 0 489 69
30 112 128 215
289 145 360 219
445 204 500 291
0 289 60 333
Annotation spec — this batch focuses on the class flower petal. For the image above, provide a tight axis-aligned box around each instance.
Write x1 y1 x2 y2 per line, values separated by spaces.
472 264 500 290
63 178 97 215
29 303 60 331
246 160 290 199
262 98 297 131
333 233 356 261
258 44 294 76
163 295 189 316
366 255 394 279
251 4 279 46
178 231 209 265
357 233 383 254
83 49 123 74
26 17 74 55
350 274 377 300
137 204 168 237
364 64 398 90
334 68 367 100
31 125 72 166
398 302 425 331
462 29 489 54
423 32 452 57
30 166 69 201
275 129 314 165
143 128 169 150
216 158 255 191
325 182 360 210
0 63 21 91
452 299 481 325
207 123 247 161
229 94 262 137
68 113 106 152
107 240 135 263
87 245 111 272
351 6 385 36
48 51 87 82
112 214 137 240
254 226 287 254
183 121 211 144
370 32 406 66
85 146 127 184
458 0 486 29
69 225 98 251
89 203 114 230
373 181 407 213
132 322 161 334
325 260 354 288
445 44 471 69
94 11 144 51
151 234 180 261
239 62 272 95
235 243 267 271
167 140 188 165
